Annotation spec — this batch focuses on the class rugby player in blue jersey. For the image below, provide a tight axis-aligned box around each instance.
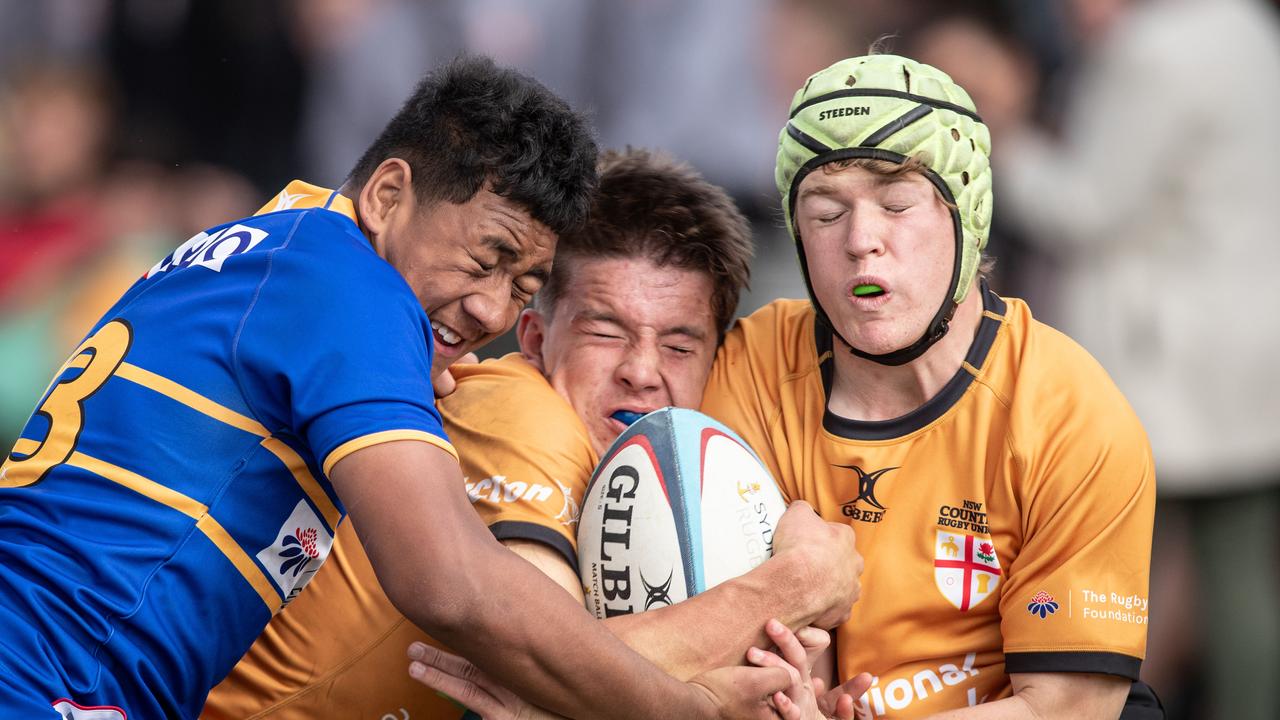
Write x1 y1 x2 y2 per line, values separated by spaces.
0 57 817 720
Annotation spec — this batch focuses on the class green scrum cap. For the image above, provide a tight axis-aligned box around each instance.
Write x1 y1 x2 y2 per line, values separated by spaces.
776 54 993 365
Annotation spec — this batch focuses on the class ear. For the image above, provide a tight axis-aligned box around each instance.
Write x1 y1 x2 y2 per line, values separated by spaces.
357 158 413 256
517 308 548 372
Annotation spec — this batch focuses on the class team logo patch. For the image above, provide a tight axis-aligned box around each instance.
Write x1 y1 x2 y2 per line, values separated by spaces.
270 188 310 211
1027 590 1059 619
836 464 897 524
256 500 334 605
553 479 581 527
933 530 1001 611
52 698 126 720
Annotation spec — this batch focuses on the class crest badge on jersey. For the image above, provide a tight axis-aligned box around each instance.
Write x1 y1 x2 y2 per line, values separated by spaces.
256 499 334 606
933 530 1001 611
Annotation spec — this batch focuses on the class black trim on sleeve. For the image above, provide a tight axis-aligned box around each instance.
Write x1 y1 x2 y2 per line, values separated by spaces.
1004 651 1142 681
1121 681 1166 720
488 521 578 570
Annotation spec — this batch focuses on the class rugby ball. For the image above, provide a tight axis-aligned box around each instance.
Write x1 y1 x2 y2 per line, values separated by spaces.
577 408 787 618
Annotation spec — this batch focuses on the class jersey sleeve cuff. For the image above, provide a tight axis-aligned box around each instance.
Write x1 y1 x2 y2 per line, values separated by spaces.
322 430 458 476
1004 651 1142 680
488 520 577 569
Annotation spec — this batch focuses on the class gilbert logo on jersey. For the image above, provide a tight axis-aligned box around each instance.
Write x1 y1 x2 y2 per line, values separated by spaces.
835 464 897 523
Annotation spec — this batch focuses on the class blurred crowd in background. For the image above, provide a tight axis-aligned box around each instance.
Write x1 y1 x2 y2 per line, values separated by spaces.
2 1 1277 718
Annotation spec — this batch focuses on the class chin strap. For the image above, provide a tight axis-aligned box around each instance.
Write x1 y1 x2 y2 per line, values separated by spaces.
817 295 957 366
787 150 966 368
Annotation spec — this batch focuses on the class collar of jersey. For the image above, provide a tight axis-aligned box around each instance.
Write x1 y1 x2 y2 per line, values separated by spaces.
255 180 357 224
816 280 1006 441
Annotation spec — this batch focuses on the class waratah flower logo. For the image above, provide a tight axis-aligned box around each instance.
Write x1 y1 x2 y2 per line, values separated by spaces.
1027 590 1059 619
279 526 320 577
977 541 996 563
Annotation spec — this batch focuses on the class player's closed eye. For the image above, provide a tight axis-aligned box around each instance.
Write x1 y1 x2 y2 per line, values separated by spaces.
470 254 497 276
512 279 540 302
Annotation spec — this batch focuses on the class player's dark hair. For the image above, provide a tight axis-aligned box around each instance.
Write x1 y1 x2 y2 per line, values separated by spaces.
346 55 598 237
535 148 753 343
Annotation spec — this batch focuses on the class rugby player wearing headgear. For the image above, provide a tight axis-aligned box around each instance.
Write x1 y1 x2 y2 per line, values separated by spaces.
414 54 1164 719
700 53 1161 719
0 59 804 720
203 147 863 719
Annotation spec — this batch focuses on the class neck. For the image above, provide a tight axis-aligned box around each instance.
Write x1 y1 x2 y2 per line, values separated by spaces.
337 180 380 256
827 285 984 421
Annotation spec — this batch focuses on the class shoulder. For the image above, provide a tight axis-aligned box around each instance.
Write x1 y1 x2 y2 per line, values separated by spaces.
717 299 818 378
240 208 423 337
269 209 408 293
442 354 592 456
444 353 562 407
705 300 820 466
729 298 815 343
996 299 1127 404
990 297 1151 467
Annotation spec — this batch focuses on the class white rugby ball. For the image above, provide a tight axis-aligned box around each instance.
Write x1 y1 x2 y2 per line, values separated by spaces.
577 408 787 619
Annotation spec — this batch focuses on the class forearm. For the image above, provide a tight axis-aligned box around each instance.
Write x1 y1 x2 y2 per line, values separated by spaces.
920 673 1127 720
595 501 858 680
506 533 831 681
602 552 818 679
919 694 1038 720
336 442 705 720
413 537 689 719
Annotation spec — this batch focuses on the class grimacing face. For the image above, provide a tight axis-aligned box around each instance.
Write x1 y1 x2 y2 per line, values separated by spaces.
795 164 955 356
361 161 557 377
518 256 719 458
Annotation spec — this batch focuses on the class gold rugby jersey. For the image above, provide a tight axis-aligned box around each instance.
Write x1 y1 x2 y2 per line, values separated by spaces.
204 354 595 718
701 287 1155 718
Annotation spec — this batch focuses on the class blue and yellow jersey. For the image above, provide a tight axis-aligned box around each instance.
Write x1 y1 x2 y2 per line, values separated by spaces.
204 354 593 719
0 182 454 718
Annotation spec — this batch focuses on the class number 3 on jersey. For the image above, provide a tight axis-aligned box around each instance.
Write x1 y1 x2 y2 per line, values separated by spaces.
2 319 133 487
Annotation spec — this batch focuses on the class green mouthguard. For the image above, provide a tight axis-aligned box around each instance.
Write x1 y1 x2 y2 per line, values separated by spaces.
853 284 883 296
